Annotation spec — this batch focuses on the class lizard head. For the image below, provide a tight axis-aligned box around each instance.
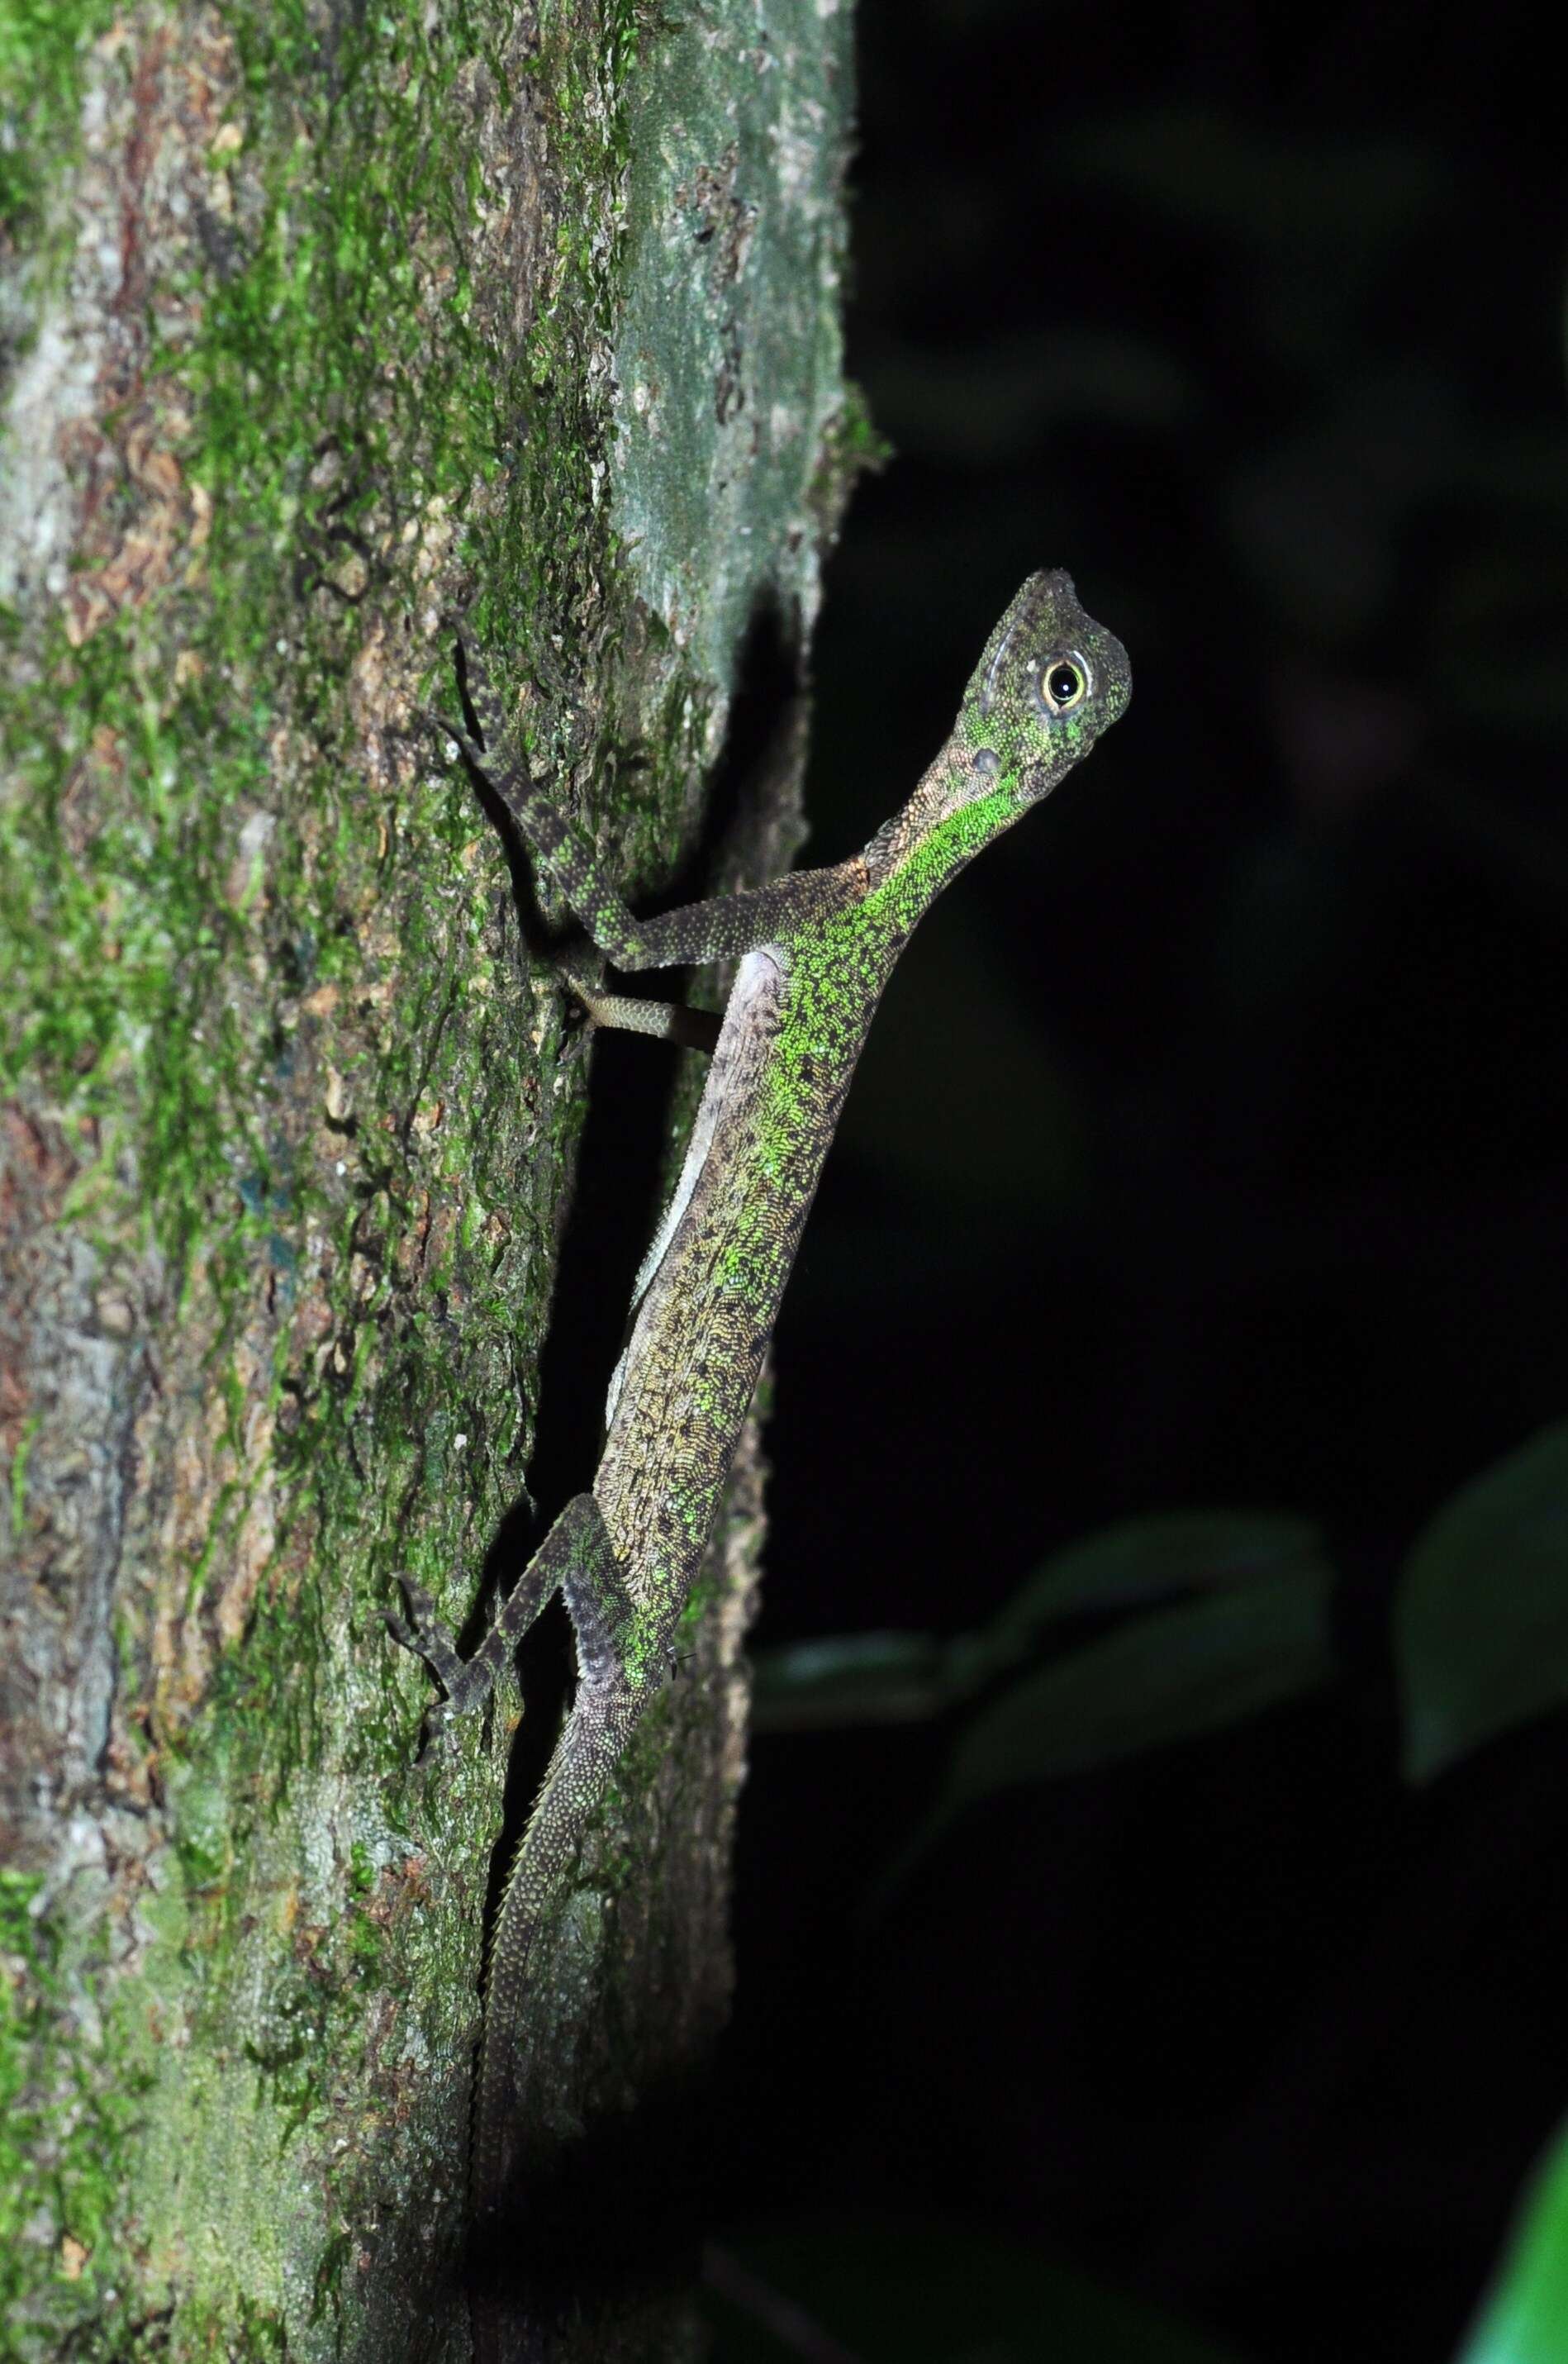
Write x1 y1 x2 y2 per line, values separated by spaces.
957 568 1132 807
863 571 1130 896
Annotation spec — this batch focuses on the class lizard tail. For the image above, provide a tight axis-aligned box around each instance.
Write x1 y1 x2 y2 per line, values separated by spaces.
468 1682 641 2346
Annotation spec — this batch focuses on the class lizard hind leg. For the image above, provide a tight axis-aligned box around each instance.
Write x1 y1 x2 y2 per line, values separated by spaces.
385 1491 609 1751
557 1493 644 1690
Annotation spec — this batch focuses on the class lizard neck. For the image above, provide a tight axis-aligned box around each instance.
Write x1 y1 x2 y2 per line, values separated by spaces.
861 741 1021 932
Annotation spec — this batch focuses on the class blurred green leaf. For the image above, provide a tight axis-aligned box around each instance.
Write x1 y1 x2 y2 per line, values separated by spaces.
1453 2114 1568 2364
751 1631 946 1730
939 1569 1333 1820
703 2217 1252 2364
945 1510 1331 1703
978 1510 1329 1643
1394 1420 1568 1783
753 1514 1332 1734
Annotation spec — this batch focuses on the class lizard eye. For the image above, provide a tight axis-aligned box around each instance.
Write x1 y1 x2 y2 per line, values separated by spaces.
1037 653 1090 715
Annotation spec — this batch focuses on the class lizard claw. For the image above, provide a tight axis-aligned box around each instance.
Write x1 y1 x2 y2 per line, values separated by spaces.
385 1574 466 1693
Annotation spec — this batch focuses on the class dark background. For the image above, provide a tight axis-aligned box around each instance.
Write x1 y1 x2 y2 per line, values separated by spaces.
715 2 1568 2357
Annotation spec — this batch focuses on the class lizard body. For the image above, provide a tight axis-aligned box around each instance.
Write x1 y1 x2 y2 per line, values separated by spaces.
389 570 1130 2346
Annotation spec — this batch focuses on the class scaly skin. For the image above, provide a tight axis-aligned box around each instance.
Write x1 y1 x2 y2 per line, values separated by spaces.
389 569 1130 2355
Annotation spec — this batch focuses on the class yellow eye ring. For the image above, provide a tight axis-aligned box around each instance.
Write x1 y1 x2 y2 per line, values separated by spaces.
1036 650 1090 715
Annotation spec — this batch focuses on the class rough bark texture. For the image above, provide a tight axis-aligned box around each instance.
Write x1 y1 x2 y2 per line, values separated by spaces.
0 5 855 2357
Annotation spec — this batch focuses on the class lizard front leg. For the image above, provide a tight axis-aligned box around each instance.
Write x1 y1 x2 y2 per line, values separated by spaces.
431 635 850 975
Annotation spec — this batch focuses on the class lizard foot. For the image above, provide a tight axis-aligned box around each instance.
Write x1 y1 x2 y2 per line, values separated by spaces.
386 1574 520 1750
385 1574 466 1688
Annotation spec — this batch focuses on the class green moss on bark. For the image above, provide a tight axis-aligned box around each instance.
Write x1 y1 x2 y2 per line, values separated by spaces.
1 2 851 2355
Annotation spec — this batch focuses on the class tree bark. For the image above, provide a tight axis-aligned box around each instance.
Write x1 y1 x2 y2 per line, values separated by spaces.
0 5 854 2357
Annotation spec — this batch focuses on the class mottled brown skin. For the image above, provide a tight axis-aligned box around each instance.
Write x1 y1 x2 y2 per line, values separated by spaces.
389 573 1130 2354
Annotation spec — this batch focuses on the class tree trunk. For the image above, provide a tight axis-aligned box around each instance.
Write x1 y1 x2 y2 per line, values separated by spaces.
0 6 854 2357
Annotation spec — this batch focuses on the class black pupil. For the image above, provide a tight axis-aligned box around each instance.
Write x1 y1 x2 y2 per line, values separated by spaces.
1048 663 1081 704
